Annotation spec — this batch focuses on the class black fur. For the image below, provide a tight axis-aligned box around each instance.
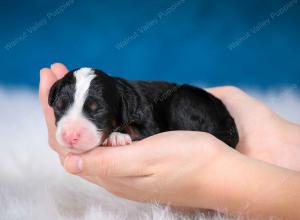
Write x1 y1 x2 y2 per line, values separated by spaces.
49 69 239 148
48 73 76 122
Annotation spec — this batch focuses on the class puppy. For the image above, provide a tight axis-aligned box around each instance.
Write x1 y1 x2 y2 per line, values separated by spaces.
48 68 239 153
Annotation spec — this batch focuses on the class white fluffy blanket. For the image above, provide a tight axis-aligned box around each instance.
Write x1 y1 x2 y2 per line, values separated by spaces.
0 87 299 220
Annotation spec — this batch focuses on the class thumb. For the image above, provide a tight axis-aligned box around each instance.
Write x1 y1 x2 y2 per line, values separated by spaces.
63 145 151 177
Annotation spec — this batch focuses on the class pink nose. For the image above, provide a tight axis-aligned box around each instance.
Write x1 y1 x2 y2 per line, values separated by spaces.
62 131 81 146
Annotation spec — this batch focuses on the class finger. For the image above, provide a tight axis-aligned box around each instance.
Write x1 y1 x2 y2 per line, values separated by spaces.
81 175 151 202
39 68 68 157
63 144 152 177
50 63 69 79
205 86 240 99
39 68 57 133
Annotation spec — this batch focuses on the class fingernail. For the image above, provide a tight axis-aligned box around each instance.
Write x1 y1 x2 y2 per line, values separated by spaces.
39 68 47 81
50 63 57 69
40 68 47 75
65 155 82 174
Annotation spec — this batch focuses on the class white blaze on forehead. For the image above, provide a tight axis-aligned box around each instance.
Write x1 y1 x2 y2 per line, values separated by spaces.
71 67 96 114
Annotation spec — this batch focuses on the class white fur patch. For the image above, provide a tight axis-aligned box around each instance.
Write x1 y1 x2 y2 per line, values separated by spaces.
72 68 96 115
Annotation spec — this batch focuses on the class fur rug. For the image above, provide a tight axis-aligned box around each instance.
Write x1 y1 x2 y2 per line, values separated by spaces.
0 86 299 220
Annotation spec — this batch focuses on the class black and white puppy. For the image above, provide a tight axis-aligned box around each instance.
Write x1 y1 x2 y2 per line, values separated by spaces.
49 68 239 153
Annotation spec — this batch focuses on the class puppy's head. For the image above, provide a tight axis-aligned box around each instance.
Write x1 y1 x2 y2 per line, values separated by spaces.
48 68 119 153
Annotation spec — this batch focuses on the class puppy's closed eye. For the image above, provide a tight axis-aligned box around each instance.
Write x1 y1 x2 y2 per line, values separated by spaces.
54 98 69 113
89 101 98 111
56 99 65 110
85 99 102 112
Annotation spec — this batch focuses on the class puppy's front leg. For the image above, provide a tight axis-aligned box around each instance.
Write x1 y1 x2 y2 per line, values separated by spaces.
103 132 132 146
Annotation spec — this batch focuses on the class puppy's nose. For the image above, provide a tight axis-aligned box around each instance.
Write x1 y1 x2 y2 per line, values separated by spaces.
62 131 81 146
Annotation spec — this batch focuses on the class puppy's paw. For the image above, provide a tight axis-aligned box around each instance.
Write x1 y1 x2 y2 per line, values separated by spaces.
103 132 132 146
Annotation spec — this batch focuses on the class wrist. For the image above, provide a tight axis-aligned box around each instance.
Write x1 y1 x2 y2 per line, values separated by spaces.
270 118 300 171
280 119 300 146
193 145 237 210
195 148 300 218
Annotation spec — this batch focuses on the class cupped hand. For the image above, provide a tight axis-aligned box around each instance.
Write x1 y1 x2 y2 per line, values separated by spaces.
207 87 300 170
63 130 232 209
39 63 300 209
39 63 300 169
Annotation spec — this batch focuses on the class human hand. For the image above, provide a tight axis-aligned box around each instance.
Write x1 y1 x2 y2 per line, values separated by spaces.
207 86 300 170
39 63 70 162
40 64 300 218
63 131 300 219
39 63 233 208
63 130 233 209
39 63 300 170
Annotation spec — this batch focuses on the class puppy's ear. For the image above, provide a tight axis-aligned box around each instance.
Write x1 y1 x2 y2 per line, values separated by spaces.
48 81 60 107
113 79 140 124
119 91 141 124
120 93 131 122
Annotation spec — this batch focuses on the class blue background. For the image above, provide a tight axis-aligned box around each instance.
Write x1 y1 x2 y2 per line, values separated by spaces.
1 0 299 89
